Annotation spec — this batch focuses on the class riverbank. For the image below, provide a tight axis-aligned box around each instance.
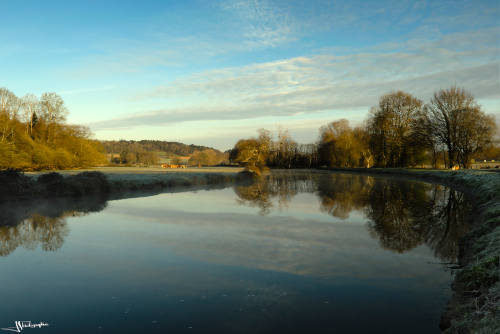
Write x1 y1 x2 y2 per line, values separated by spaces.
1 167 244 201
1 166 498 332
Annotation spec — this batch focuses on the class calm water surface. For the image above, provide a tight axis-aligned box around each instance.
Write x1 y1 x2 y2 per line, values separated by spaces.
0 173 470 333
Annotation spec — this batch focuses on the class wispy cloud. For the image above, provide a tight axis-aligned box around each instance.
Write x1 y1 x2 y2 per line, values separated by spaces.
219 0 297 48
67 0 499 79
90 28 499 131
69 1 300 79
90 60 499 130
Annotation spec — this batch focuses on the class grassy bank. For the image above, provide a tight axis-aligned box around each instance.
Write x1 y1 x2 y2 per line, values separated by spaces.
321 167 499 333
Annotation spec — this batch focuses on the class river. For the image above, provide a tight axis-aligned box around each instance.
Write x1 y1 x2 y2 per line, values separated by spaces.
0 172 471 333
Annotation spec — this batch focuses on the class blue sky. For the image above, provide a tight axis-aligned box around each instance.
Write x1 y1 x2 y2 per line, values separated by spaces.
2 0 499 149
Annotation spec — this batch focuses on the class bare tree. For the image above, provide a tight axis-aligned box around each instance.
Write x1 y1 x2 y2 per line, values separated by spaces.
426 87 496 168
40 92 68 123
456 108 496 168
0 88 20 144
275 127 297 168
20 94 39 135
353 126 373 168
318 119 366 167
412 110 441 168
367 91 423 167
0 87 20 118
40 92 68 143
230 129 271 172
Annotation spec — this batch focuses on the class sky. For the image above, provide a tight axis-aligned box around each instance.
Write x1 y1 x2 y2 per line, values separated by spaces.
2 0 499 150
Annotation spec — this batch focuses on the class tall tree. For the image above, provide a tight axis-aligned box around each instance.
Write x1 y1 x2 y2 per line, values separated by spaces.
426 87 496 168
20 94 39 136
40 92 67 123
274 127 297 168
456 107 496 167
0 87 19 118
230 129 271 170
318 119 366 167
367 91 423 167
40 92 68 144
0 88 20 145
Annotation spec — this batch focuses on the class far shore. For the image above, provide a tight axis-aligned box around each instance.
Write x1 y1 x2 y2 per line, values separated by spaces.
25 166 245 176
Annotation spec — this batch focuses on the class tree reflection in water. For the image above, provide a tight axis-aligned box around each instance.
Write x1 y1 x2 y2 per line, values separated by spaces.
234 173 317 215
234 173 471 262
0 174 470 263
0 196 107 256
317 173 373 219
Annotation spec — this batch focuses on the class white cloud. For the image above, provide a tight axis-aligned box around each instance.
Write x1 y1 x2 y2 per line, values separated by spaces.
90 28 499 132
70 1 300 79
67 1 499 79
91 61 499 130
219 0 297 48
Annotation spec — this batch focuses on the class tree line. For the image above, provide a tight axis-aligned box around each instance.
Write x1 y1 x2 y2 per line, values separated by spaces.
187 149 228 166
101 140 228 166
230 87 498 170
0 87 105 170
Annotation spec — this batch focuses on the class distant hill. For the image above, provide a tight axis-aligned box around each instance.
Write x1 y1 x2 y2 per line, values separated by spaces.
100 140 221 156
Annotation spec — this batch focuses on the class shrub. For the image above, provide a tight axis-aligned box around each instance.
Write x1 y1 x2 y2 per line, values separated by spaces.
65 172 110 196
0 169 36 199
37 172 66 196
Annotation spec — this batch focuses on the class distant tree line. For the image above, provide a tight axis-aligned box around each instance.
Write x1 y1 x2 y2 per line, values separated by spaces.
101 140 215 157
104 141 161 165
188 149 228 167
230 87 498 170
101 140 228 166
0 87 105 170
